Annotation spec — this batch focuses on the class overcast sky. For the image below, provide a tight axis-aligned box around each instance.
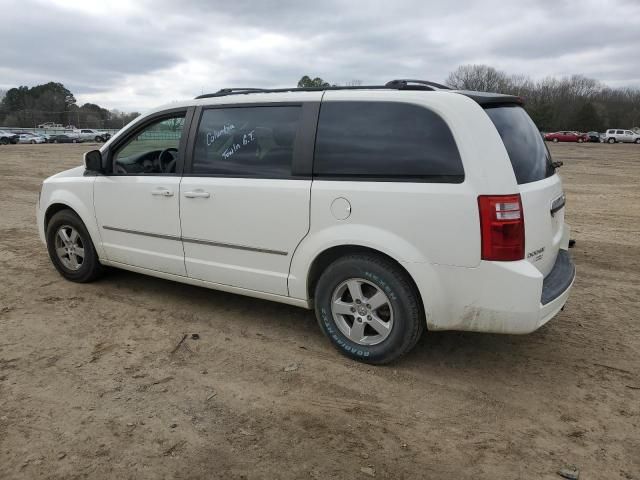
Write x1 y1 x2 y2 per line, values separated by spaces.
1 0 639 112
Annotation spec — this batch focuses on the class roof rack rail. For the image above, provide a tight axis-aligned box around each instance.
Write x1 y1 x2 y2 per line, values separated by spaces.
194 79 451 99
195 88 268 99
385 79 450 90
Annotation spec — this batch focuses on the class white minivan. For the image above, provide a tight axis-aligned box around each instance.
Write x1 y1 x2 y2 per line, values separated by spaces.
37 80 575 363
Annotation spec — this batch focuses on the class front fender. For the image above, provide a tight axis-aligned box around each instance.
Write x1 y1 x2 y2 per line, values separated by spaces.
40 177 105 260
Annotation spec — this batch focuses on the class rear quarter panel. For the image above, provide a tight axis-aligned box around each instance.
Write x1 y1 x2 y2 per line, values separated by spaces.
288 90 519 301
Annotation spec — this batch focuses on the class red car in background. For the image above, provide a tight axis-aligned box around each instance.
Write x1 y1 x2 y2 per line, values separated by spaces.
544 131 588 143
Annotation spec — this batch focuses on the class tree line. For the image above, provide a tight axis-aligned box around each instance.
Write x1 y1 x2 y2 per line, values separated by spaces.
445 65 640 132
301 66 640 132
4 69 638 132
0 82 140 129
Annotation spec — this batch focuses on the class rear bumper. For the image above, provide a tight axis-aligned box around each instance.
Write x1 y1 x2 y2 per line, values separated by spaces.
404 248 575 335
541 250 575 305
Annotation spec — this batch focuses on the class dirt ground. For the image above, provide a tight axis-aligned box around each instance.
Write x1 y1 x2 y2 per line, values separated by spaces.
0 142 638 479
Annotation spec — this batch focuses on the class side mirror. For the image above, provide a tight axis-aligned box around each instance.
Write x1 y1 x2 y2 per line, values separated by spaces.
84 150 104 174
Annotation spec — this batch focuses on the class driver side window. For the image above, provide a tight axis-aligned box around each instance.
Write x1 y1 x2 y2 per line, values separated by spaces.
113 114 185 175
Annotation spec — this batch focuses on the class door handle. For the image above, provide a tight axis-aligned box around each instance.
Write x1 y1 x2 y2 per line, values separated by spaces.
184 190 211 199
151 188 174 197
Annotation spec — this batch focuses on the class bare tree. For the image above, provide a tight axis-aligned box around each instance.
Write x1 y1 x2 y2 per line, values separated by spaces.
445 65 511 92
444 64 640 131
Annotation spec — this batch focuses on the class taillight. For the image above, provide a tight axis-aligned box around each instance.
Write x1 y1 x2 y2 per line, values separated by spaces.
478 194 525 261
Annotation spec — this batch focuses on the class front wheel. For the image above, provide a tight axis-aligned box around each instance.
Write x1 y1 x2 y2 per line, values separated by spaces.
635 138 640 144
314 254 424 364
46 210 104 282
552 138 559 143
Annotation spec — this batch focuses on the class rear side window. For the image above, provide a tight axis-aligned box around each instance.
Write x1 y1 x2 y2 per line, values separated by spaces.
313 101 464 182
192 106 301 177
485 105 554 184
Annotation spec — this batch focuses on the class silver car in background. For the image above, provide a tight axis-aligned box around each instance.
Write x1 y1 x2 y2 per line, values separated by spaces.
603 129 640 144
17 133 46 144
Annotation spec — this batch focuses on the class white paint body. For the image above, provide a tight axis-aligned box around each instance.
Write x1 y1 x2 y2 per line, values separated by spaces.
37 89 573 334
603 129 640 143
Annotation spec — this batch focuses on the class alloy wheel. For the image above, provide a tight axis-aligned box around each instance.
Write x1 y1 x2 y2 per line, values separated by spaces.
54 225 85 271
331 278 394 346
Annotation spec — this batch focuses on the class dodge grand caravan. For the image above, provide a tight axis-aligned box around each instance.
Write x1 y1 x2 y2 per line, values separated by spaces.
37 79 575 364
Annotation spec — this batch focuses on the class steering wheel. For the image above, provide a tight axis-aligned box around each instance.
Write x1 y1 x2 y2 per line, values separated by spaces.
157 148 178 173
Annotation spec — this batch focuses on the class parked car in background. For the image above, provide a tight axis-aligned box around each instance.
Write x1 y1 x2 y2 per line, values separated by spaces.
603 129 640 144
544 131 588 143
37 122 63 129
0 129 19 145
74 129 108 142
586 131 602 143
37 80 574 364
50 134 80 144
17 133 46 144
38 133 56 143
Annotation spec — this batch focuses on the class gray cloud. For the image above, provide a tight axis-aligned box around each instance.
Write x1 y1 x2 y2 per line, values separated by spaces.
1 0 639 111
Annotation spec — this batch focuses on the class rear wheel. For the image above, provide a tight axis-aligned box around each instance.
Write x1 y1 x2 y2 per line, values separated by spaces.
635 138 640 144
577 138 583 143
95 136 102 142
46 210 104 282
608 137 616 144
314 254 424 364
0 138 8 145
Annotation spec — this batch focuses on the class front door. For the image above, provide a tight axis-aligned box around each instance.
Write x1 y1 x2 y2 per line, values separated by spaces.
94 111 191 275
179 102 319 295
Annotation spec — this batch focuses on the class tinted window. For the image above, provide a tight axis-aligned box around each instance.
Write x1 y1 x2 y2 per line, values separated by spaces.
113 115 185 175
193 106 301 177
313 101 463 181
616 130 624 134
485 105 554 184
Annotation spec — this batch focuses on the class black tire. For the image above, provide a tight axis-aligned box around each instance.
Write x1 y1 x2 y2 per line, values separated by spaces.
635 138 640 144
314 254 424 364
46 209 104 282
552 138 559 142
72 139 78 143
608 137 615 144
0 138 8 145
95 136 102 142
